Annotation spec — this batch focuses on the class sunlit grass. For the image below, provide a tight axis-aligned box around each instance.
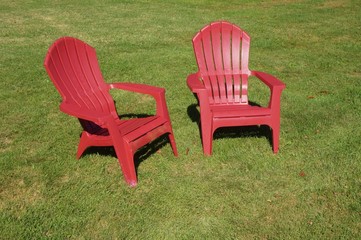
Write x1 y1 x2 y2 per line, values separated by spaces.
1 0 360 239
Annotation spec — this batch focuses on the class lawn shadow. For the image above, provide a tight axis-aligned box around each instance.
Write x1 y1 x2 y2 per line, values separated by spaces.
79 113 172 176
187 103 273 147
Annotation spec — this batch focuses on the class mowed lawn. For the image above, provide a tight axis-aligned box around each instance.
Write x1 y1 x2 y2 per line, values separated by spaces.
1 0 360 239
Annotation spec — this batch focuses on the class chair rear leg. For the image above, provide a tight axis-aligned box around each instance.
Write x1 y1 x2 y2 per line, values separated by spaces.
76 132 89 159
168 132 178 157
272 124 280 154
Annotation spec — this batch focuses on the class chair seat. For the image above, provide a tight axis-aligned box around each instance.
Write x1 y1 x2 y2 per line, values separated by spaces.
86 116 169 152
211 104 271 118
119 116 168 143
88 116 167 140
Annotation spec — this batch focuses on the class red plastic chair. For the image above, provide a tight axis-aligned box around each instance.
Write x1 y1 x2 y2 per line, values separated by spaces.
44 37 178 186
187 21 286 155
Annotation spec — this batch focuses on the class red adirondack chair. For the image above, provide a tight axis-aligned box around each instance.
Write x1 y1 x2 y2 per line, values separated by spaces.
187 21 286 155
44 37 178 186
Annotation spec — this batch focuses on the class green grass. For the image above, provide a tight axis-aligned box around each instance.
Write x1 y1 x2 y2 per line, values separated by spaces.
1 0 361 239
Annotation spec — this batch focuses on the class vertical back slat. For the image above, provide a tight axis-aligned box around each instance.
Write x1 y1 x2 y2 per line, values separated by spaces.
241 32 250 74
221 22 234 103
240 32 250 103
193 34 213 104
231 25 242 103
201 27 220 103
211 22 227 104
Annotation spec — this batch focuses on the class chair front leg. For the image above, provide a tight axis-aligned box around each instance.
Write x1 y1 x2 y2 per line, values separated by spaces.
200 116 213 156
106 118 137 187
197 90 213 156
271 119 280 154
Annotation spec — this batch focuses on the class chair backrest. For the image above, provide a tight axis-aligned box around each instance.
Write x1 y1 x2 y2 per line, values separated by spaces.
44 37 117 116
192 21 251 104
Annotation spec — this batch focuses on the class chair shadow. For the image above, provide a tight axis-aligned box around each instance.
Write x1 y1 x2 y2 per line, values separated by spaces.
187 103 273 147
79 113 171 175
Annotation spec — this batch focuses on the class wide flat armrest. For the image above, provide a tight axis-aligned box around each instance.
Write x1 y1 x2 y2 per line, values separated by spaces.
109 82 169 117
60 102 110 124
109 82 165 97
187 73 206 93
251 71 286 90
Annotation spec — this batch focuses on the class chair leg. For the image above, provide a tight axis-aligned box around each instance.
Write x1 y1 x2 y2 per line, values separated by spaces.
168 132 178 157
113 141 137 187
76 132 89 159
106 120 137 186
272 124 280 154
201 120 213 156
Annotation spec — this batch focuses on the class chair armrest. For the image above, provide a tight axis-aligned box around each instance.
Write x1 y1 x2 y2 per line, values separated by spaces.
109 82 165 97
187 73 206 93
250 71 286 90
187 73 211 114
60 102 110 125
109 82 168 117
250 71 285 109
